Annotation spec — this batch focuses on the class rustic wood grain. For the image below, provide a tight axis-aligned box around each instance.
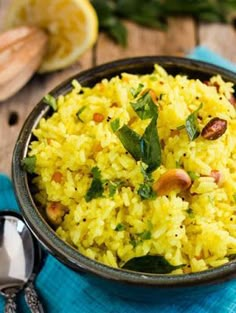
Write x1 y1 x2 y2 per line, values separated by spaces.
0 0 93 175
163 17 196 56
96 17 196 64
199 23 236 63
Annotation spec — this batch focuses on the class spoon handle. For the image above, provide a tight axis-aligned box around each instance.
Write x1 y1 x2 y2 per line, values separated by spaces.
24 281 45 313
4 292 17 313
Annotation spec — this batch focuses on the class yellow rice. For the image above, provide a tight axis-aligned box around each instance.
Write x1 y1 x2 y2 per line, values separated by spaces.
29 64 236 273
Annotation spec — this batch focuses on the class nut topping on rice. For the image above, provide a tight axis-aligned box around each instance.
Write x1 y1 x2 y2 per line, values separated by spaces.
24 64 236 274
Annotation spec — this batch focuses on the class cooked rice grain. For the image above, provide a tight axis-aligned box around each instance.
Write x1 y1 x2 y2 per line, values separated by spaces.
29 65 236 273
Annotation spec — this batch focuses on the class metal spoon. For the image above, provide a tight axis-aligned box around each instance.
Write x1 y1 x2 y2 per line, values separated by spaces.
0 211 45 312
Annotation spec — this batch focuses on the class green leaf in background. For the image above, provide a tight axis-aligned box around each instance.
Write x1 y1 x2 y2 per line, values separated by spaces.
21 156 36 174
116 0 167 29
91 0 127 46
122 255 184 273
91 0 236 46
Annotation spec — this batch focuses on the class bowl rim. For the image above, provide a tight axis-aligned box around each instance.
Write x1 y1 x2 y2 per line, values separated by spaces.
12 55 236 287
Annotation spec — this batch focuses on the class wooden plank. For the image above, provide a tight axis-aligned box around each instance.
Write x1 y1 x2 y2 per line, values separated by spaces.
163 17 196 56
0 0 93 175
96 20 166 64
199 23 236 63
96 17 196 64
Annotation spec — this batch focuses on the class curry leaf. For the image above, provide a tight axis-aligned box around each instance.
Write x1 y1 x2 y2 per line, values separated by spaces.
108 180 123 197
85 166 104 202
76 106 86 122
115 223 126 231
131 91 157 120
138 230 152 240
43 94 57 111
21 156 36 174
110 118 120 132
122 255 184 273
130 83 144 98
138 183 156 200
117 125 142 160
138 163 156 200
140 117 161 173
185 103 203 141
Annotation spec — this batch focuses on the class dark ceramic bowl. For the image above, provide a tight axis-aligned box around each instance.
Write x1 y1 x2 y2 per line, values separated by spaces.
12 56 236 302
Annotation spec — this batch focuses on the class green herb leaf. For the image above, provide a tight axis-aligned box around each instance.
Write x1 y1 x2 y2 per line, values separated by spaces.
108 180 123 197
130 83 144 98
176 124 185 130
116 0 167 29
117 125 142 161
85 166 104 202
122 255 184 274
91 0 127 46
138 183 156 200
43 94 57 111
76 106 86 122
116 118 161 173
131 91 157 120
21 156 36 174
186 207 194 218
110 118 120 132
140 117 161 173
138 230 152 240
188 171 200 181
138 163 156 200
185 103 203 141
115 223 126 231
175 160 181 168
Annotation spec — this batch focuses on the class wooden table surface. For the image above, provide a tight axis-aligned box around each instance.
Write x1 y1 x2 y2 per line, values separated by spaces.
1 0 236 176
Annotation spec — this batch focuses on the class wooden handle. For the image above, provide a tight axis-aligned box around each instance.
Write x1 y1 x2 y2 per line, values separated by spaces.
0 26 48 101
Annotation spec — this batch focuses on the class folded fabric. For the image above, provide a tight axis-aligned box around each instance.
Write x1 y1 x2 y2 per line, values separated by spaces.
0 47 236 313
188 45 236 73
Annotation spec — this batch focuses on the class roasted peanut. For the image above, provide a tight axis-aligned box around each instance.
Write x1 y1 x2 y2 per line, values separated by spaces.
51 171 63 183
210 170 224 187
201 117 227 140
46 202 68 226
153 169 192 196
229 94 236 108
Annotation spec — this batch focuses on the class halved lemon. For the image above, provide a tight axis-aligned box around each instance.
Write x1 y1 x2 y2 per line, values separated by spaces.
4 0 98 72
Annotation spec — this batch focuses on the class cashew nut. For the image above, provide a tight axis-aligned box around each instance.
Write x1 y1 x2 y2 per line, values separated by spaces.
153 169 192 196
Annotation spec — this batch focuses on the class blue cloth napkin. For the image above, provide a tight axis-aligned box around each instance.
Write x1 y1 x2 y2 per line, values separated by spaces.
188 46 236 73
1 47 236 313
